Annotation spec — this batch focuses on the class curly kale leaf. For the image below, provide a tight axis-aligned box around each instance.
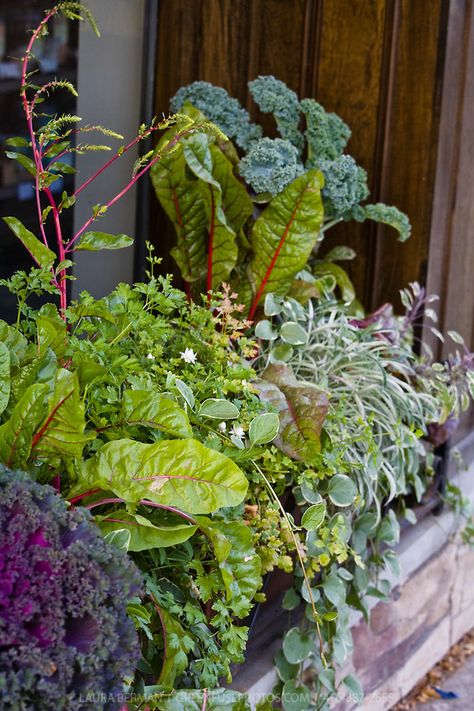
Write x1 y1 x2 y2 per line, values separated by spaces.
238 137 304 196
0 466 142 710
300 98 351 165
170 81 262 150
357 203 412 241
248 75 304 154
318 155 369 219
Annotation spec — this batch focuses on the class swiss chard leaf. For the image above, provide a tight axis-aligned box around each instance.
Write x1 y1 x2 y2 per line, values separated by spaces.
0 343 11 417
255 363 329 461
122 390 193 438
78 437 248 513
183 135 239 289
0 383 49 468
31 368 92 461
150 129 208 283
97 509 198 551
248 169 324 317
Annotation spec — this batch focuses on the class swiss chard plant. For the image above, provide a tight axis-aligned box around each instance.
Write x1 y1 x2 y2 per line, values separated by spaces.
151 76 411 317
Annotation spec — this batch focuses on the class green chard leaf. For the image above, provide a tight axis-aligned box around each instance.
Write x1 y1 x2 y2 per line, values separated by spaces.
97 509 197 551
78 437 248 513
31 368 92 461
183 134 239 289
248 169 324 316
0 343 11 417
122 389 193 438
0 384 49 469
150 128 208 283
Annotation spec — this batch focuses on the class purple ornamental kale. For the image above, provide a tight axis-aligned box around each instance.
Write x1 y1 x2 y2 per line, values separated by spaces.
0 466 142 710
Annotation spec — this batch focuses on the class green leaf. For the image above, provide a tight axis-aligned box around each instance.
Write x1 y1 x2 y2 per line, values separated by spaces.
362 203 411 242
323 574 346 607
183 136 240 289
256 364 329 461
103 528 131 551
36 303 67 358
196 518 261 616
282 680 311 711
50 160 76 174
282 588 301 611
249 170 324 314
0 321 27 367
327 474 357 507
323 245 356 262
249 412 279 446
342 674 364 703
301 502 326 530
280 321 308 345
319 668 336 691
5 151 36 176
271 343 294 363
198 398 239 420
151 128 208 283
0 343 11 417
313 262 355 304
157 608 190 688
122 390 193 438
254 319 278 340
98 510 197 551
79 437 248 513
5 137 29 148
174 378 195 410
282 627 314 664
32 369 92 461
3 217 56 269
75 231 134 251
0 384 48 469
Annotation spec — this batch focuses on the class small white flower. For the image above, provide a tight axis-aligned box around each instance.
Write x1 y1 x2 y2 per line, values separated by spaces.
146 353 155 360
180 347 197 364
218 422 227 433
230 424 245 439
244 555 254 562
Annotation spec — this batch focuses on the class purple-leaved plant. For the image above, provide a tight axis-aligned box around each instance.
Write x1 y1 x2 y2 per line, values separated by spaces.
0 465 142 709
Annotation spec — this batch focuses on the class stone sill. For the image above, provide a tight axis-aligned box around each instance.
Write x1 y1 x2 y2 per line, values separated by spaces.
232 430 474 709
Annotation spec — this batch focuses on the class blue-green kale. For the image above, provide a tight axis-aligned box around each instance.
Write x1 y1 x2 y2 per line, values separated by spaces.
300 98 351 165
248 75 304 153
0 466 142 710
318 155 369 219
238 137 303 196
170 80 262 150
357 203 412 241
